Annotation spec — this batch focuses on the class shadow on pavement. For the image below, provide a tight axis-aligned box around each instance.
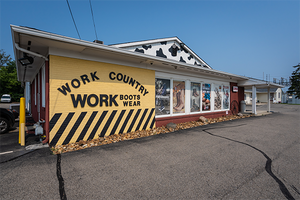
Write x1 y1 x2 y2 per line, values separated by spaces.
0 122 45 163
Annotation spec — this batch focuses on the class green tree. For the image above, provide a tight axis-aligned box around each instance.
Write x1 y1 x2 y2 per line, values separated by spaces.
288 63 300 99
0 49 24 102
0 49 11 66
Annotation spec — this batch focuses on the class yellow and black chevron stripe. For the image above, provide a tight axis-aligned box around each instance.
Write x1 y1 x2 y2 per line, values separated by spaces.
49 108 155 146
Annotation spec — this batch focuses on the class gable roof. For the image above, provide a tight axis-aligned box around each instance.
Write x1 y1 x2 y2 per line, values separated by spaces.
110 37 212 69
11 25 249 84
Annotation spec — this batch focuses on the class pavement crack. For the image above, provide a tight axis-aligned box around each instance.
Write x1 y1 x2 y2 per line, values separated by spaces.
291 185 300 195
203 125 295 200
57 154 67 200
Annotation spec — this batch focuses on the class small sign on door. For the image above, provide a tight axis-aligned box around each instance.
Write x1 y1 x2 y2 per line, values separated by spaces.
233 86 238 92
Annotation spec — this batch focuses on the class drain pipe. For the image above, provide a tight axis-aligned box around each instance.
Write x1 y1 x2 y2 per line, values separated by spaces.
42 60 50 145
15 43 48 61
15 43 50 145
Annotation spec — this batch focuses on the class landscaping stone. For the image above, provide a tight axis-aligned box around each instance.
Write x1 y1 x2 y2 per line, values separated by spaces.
51 114 252 154
166 122 177 129
199 116 207 123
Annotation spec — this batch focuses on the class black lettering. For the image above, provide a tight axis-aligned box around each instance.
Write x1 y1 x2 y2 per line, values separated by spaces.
71 79 81 88
129 95 133 100
100 94 108 107
57 83 71 95
124 95 128 100
143 89 149 96
137 95 140 100
116 73 123 81
123 75 129 83
109 72 116 80
122 100 140 106
129 78 135 87
71 94 87 108
87 94 98 107
90 71 99 81
110 95 119 106
138 85 144 94
133 95 136 100
80 74 90 84
135 81 141 89
120 95 123 100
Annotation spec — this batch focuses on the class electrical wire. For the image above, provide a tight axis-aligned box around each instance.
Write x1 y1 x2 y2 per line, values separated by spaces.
66 0 81 39
89 0 98 40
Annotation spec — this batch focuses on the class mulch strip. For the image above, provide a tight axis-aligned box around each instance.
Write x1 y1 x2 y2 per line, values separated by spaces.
51 114 252 154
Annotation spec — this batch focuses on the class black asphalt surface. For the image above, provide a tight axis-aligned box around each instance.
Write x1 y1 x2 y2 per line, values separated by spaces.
0 119 42 163
0 104 299 199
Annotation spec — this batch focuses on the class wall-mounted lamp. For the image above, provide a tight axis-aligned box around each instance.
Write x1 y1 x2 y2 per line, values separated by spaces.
19 53 34 66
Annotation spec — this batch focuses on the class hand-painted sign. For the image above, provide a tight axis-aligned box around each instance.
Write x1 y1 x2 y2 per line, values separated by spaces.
49 55 155 146
56 71 149 108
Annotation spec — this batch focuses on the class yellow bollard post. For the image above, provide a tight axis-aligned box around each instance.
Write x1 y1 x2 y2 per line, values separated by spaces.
19 97 25 146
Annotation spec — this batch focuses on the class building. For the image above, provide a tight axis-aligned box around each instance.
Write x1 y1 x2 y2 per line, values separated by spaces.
244 88 283 104
11 25 283 147
288 94 300 104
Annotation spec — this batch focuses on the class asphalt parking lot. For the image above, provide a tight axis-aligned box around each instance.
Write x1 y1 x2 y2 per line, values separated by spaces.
0 102 42 163
0 104 299 199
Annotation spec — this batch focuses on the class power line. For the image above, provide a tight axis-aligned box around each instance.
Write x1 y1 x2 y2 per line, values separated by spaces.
89 0 98 40
66 0 81 39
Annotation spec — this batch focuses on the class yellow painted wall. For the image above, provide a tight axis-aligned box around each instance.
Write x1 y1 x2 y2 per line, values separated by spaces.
49 55 155 146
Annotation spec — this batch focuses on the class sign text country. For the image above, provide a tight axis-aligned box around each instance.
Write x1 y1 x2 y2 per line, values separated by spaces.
109 72 149 96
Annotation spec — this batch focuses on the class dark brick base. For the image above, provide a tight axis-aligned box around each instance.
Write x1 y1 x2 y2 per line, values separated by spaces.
155 111 232 127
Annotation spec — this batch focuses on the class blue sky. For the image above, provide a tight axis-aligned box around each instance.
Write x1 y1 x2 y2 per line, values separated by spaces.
1 0 299 86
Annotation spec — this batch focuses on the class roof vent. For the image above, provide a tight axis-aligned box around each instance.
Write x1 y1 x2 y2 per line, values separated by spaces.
93 40 103 44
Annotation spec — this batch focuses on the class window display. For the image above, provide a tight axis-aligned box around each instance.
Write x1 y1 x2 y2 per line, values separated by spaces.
202 83 211 111
214 85 222 110
223 85 230 109
191 82 201 112
173 80 185 113
155 79 170 115
156 78 230 116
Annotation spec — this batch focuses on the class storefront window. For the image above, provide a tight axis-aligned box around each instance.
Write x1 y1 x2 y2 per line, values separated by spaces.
155 78 170 115
191 82 201 112
214 85 222 110
223 86 230 109
202 83 211 111
173 80 185 114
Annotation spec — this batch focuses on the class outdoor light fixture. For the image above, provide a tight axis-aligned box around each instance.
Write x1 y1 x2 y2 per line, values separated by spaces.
18 54 34 66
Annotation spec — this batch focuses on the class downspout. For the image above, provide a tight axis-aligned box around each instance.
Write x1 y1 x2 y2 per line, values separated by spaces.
42 59 50 144
15 43 50 144
15 43 48 61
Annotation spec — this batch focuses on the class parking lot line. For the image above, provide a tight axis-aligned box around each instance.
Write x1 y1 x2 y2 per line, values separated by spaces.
0 151 14 155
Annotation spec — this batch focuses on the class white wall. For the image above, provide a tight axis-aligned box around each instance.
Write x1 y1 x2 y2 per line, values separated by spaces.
257 93 268 103
274 88 282 103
